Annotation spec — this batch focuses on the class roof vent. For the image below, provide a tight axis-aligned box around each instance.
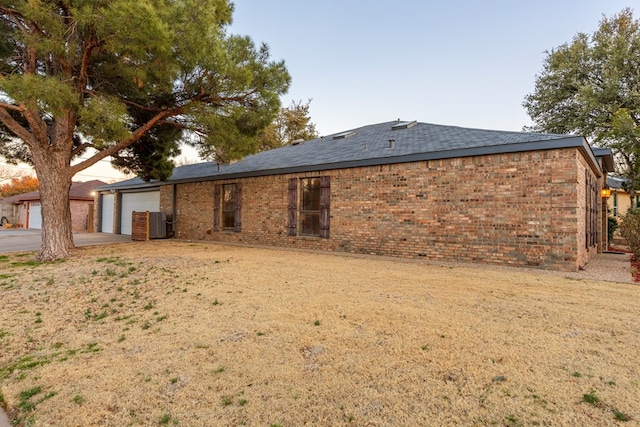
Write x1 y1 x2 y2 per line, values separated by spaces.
392 120 417 130
291 138 305 145
332 131 357 140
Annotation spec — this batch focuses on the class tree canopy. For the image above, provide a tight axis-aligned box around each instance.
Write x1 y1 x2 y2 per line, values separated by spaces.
0 174 38 197
523 8 640 193
0 0 290 259
257 99 319 152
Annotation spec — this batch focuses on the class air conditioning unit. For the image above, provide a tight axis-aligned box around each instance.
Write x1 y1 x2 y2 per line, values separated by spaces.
148 212 167 239
131 211 167 240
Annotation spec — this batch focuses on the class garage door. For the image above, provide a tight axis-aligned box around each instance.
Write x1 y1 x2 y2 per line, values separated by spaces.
28 202 42 229
120 191 160 235
101 194 115 233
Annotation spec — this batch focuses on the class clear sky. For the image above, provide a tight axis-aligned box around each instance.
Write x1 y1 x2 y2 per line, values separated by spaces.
229 0 634 135
2 1 635 182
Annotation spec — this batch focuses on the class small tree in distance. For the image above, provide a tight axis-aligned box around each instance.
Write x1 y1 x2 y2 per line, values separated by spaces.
257 99 319 152
0 175 39 198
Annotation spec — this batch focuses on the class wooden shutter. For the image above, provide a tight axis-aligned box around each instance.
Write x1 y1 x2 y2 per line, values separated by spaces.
234 183 242 232
213 184 221 232
319 176 330 239
287 178 297 236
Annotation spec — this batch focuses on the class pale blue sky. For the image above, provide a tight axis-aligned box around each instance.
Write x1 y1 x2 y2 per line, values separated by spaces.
3 1 635 181
229 1 634 135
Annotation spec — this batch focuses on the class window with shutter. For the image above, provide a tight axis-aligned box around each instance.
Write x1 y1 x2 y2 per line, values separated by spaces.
300 177 321 236
213 184 221 232
222 183 237 230
287 178 297 236
234 183 242 232
214 183 241 232
320 176 330 238
288 176 330 238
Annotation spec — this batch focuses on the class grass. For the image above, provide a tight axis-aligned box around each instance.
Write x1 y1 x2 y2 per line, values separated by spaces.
0 242 638 426
504 414 521 427
613 409 632 422
18 386 42 411
0 355 51 381
583 389 600 406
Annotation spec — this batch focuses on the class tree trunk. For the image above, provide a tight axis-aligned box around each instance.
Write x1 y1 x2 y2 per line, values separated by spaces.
32 150 74 261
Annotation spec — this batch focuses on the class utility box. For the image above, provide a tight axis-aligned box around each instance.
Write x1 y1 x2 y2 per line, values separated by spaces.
131 211 167 241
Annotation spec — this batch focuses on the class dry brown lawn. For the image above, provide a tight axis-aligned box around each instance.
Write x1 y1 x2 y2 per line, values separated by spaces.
0 241 639 427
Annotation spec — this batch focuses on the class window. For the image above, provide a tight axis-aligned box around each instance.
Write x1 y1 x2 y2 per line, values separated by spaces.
301 178 321 236
613 192 618 217
288 176 330 238
222 184 237 229
213 183 241 232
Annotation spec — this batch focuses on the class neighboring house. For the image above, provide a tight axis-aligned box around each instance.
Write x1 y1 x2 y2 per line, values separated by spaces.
96 120 614 272
606 175 638 217
1 180 105 232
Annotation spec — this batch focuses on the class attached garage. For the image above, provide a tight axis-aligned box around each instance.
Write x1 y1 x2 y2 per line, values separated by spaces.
120 191 160 235
27 202 41 229
100 193 115 233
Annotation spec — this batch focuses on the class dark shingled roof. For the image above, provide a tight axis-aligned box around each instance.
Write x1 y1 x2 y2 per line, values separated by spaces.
2 180 106 203
98 121 605 191
607 175 629 190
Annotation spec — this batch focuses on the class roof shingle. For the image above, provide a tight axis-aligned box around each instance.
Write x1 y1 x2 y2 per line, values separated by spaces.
98 121 602 191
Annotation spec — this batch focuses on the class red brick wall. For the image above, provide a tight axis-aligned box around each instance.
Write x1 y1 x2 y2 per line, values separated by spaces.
70 200 91 233
161 147 600 271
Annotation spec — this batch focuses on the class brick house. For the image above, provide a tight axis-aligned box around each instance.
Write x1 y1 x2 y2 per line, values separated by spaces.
2 180 104 232
97 121 614 271
606 175 638 218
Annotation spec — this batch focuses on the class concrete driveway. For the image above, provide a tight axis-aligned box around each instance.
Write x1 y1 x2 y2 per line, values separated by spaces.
0 228 132 254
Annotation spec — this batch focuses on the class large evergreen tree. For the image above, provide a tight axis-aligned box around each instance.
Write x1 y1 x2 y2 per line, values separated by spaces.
523 8 640 199
0 0 290 260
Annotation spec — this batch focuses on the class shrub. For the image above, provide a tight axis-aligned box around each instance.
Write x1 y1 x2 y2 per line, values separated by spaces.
619 209 640 257
608 216 618 243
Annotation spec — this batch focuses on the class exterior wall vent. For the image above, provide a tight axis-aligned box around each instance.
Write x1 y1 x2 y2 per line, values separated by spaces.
332 131 357 140
392 120 417 130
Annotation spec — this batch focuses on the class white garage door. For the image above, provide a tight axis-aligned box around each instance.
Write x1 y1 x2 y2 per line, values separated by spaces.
28 202 42 229
101 194 115 233
120 191 160 235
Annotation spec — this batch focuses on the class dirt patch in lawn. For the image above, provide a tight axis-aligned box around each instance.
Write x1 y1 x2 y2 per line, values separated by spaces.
0 241 639 426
